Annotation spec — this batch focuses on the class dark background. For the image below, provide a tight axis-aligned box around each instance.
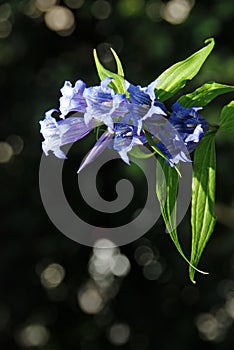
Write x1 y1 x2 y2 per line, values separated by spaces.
1 0 234 349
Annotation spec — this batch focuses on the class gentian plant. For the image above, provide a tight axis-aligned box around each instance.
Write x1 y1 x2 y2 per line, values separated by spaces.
40 39 234 282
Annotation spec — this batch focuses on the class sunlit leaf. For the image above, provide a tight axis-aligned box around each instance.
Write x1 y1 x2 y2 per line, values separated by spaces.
219 100 234 134
155 38 215 101
156 158 208 275
93 48 126 94
178 82 234 108
190 132 216 283
110 48 124 77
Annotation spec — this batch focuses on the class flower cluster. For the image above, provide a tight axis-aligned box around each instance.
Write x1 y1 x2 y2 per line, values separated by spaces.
39 77 209 172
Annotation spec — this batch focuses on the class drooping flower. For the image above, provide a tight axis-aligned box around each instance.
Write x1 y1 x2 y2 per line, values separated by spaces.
39 110 99 159
40 108 147 172
169 101 209 152
157 102 209 165
78 123 147 173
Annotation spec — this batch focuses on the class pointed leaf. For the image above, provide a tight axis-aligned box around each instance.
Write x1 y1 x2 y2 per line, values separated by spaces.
156 158 181 247
110 48 124 77
93 49 126 94
219 101 234 134
156 158 208 275
155 38 215 101
178 82 234 108
190 133 216 283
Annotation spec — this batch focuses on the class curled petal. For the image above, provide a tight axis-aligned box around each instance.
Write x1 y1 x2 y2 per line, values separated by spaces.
59 80 87 118
185 124 204 143
40 113 96 159
40 112 66 159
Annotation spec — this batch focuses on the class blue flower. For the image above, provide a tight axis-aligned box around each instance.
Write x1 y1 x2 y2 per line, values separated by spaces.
78 123 147 172
59 80 87 118
40 77 168 169
40 77 208 172
39 110 99 159
59 77 167 131
40 109 146 172
123 80 167 134
83 78 129 129
157 102 209 165
169 101 209 152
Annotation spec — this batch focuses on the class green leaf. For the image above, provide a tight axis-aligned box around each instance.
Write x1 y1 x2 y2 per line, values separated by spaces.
219 100 234 134
93 48 126 94
156 158 183 255
178 82 234 108
190 133 216 283
155 38 215 101
156 158 208 276
110 48 124 77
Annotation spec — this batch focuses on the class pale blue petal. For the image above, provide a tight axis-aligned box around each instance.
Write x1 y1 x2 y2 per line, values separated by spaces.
78 131 113 173
137 105 167 135
59 80 87 118
40 113 66 159
83 79 128 128
118 136 144 165
60 117 99 144
40 114 95 159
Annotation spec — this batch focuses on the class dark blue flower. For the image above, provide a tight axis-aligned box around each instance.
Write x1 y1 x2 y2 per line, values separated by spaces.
124 80 167 134
169 102 209 152
157 102 209 165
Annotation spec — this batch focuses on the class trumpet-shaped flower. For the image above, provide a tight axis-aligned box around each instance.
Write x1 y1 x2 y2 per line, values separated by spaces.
40 108 147 172
123 80 167 134
169 101 209 152
83 78 129 129
39 110 99 159
157 102 209 165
